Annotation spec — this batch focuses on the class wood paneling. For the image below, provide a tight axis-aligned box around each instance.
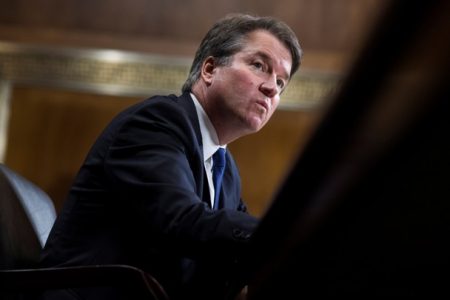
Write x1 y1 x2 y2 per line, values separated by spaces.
4 85 141 212
1 0 389 215
0 0 389 70
4 85 322 216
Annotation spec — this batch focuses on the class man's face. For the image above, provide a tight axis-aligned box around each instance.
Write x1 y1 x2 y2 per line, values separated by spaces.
207 29 292 137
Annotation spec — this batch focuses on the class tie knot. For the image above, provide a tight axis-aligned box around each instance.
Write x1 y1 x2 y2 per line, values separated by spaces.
213 148 226 168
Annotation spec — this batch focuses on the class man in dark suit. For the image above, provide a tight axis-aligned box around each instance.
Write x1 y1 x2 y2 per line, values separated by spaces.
41 13 302 300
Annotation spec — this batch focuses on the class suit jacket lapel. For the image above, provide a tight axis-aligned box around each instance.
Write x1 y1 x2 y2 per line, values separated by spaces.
177 93 215 208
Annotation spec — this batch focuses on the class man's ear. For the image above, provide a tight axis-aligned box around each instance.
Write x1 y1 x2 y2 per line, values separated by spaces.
200 56 216 86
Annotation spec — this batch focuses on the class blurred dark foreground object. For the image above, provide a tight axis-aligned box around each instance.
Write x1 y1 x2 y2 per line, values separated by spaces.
230 0 450 298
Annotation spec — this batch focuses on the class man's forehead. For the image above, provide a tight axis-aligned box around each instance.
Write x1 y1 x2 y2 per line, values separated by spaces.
244 31 291 61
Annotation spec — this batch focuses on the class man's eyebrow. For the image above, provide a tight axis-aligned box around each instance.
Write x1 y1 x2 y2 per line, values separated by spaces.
253 51 270 62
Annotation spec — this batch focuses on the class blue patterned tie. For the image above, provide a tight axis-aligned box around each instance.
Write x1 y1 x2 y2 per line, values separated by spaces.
212 148 226 210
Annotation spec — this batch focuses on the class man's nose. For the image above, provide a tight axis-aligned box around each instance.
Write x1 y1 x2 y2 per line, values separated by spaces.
259 77 278 98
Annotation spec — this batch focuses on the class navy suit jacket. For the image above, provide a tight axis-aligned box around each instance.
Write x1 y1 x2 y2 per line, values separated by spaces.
41 93 258 299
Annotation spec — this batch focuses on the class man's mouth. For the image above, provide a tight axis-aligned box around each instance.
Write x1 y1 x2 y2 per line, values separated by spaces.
256 100 269 112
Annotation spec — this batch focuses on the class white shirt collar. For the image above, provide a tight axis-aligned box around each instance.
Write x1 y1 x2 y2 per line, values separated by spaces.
190 93 226 161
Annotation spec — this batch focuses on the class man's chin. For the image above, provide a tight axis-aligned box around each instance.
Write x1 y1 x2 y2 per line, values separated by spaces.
247 119 265 133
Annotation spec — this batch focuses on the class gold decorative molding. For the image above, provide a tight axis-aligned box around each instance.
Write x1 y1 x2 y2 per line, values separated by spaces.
0 80 11 162
0 41 340 109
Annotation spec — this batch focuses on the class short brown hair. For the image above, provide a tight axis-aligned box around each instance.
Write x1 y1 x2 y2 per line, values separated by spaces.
182 13 302 93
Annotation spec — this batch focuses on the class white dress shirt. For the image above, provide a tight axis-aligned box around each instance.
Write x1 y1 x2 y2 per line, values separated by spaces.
191 93 226 208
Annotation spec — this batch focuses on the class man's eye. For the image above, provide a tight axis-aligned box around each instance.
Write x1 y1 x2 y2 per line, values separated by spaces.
277 79 285 90
253 62 264 70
